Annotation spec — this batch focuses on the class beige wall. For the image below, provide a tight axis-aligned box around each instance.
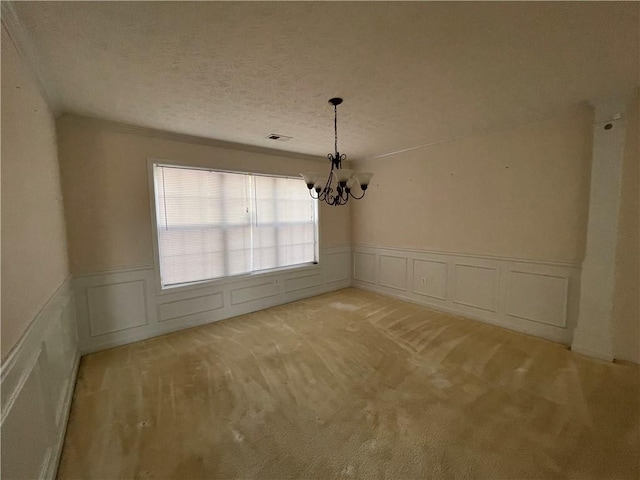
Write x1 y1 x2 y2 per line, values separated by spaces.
612 89 640 363
56 116 351 275
1 25 70 361
351 105 593 264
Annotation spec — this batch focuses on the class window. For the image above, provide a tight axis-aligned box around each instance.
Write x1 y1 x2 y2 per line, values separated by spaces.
153 164 318 288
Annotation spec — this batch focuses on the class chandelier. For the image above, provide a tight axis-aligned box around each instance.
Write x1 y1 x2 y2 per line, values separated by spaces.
301 98 373 206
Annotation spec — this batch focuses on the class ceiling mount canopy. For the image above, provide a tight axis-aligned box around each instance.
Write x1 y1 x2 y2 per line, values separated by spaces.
301 98 373 206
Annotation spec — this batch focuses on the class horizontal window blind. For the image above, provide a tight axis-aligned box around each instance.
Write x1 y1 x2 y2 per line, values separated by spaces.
153 165 317 287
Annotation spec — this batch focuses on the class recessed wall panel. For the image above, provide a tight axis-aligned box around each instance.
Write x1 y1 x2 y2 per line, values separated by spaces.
158 292 224 322
1 361 50 480
353 252 376 284
506 271 568 327
44 311 76 426
87 281 148 336
379 255 407 290
284 274 323 293
453 264 498 312
412 259 447 299
325 252 350 283
231 282 279 305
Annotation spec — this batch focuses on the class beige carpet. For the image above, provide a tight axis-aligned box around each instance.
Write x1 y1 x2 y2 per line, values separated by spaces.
58 288 639 479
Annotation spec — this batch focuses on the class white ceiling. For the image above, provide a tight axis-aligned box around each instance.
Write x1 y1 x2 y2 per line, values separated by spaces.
8 1 639 160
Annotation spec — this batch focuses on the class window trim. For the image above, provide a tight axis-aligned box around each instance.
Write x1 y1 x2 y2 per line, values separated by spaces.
147 158 321 294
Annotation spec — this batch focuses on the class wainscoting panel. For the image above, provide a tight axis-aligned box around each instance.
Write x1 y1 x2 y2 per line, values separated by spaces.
412 259 447 300
353 252 376 284
1 277 79 480
1 355 51 480
157 292 224 322
284 273 323 293
379 255 407 290
352 245 581 344
325 251 350 283
231 281 280 305
506 271 568 327
74 246 352 353
43 302 79 429
74 268 158 352
87 280 148 336
453 264 498 312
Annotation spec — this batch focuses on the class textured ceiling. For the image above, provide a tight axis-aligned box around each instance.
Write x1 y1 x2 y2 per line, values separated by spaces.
9 1 639 160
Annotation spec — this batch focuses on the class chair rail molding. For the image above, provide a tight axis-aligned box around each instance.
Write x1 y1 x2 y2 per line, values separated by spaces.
1 276 79 480
352 244 581 345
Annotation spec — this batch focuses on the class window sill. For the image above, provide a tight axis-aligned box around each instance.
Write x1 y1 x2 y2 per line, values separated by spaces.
156 261 321 295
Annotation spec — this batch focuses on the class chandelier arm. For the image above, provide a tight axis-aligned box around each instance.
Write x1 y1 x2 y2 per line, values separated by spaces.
348 189 366 200
314 169 329 202
326 175 343 205
324 190 333 204
324 170 335 200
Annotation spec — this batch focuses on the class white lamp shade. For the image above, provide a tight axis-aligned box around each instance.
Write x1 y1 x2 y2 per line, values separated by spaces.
313 181 323 191
355 172 374 186
301 172 320 185
335 169 354 183
346 177 357 189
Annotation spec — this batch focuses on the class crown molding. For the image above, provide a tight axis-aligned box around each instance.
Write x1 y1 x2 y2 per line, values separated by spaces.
1 0 62 116
58 113 329 163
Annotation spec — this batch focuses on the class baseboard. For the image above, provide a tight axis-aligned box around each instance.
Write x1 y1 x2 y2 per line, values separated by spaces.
570 345 615 362
571 327 614 362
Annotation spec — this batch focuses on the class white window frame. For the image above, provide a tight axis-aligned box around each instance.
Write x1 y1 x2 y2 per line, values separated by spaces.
147 158 320 293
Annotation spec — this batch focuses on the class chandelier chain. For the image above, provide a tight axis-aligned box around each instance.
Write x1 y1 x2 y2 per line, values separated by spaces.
334 103 338 156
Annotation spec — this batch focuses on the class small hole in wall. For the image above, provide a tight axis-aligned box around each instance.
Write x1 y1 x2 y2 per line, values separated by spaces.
604 123 613 130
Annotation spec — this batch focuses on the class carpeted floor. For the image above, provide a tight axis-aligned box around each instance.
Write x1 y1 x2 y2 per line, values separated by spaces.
58 288 639 479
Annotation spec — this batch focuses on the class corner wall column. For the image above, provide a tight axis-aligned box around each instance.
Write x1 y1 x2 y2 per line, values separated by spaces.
571 100 627 361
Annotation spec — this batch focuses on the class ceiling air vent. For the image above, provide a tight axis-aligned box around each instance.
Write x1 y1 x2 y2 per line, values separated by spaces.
266 134 292 142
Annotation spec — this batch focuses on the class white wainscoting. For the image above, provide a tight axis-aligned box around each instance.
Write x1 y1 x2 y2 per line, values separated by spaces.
1 277 79 480
74 246 352 353
453 264 499 312
352 245 581 344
